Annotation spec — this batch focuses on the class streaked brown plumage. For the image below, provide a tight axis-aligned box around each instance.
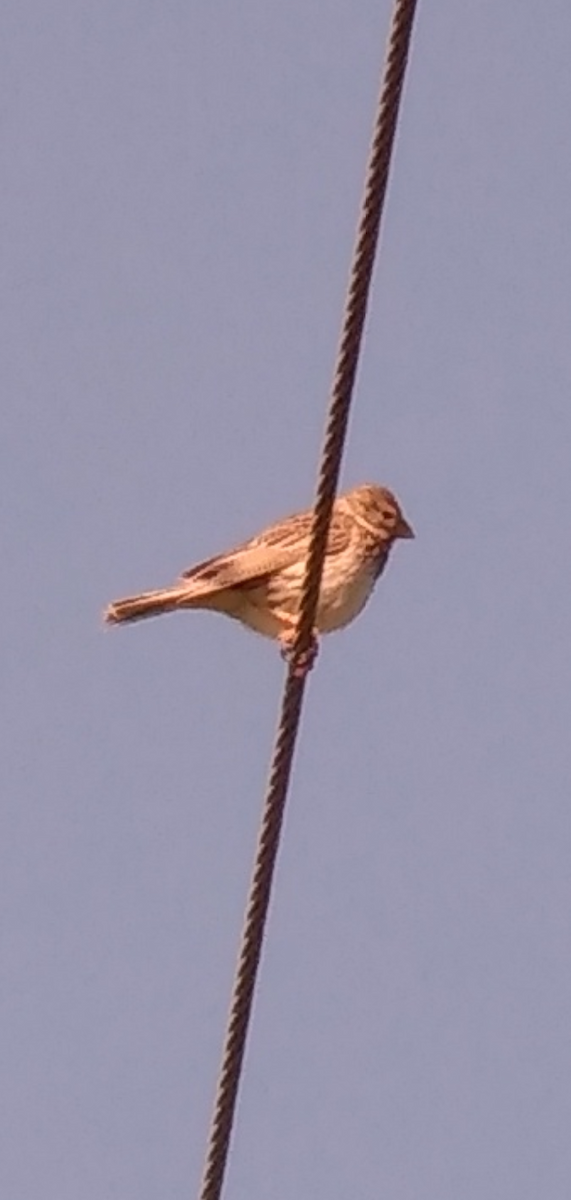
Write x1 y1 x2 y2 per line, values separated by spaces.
104 483 413 662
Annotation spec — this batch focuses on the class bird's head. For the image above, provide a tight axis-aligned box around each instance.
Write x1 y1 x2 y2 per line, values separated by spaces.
345 483 414 542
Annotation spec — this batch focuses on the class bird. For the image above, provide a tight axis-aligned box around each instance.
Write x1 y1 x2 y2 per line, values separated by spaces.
104 483 413 672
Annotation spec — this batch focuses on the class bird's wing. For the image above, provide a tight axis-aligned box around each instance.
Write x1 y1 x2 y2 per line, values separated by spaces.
179 507 352 597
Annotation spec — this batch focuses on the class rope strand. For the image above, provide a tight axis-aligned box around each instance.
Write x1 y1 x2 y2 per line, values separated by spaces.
198 4 419 1196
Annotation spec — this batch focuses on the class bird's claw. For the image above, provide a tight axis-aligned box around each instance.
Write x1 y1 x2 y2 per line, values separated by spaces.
280 631 319 678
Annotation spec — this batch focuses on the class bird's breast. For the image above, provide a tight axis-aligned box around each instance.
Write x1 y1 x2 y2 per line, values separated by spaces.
315 554 381 633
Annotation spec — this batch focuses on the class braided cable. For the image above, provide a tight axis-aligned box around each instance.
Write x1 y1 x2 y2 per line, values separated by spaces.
198 3 418 1196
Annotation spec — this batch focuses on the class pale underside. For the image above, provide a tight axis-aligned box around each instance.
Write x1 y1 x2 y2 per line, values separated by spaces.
181 550 384 637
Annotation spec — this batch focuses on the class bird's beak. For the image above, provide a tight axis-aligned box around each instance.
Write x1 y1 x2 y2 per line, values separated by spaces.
396 516 415 539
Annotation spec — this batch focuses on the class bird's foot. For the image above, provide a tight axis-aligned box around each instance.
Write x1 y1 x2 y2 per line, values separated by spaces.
279 630 319 678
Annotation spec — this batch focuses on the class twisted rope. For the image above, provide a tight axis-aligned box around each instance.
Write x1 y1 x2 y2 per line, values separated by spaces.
198 3 418 1196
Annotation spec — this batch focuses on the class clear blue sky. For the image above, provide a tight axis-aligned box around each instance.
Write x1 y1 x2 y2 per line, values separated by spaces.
3 2 571 1196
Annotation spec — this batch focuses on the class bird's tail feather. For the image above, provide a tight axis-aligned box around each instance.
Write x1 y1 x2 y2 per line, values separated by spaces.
104 586 196 626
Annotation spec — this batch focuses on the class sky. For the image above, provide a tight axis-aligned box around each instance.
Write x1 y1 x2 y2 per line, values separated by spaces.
3 1 571 1197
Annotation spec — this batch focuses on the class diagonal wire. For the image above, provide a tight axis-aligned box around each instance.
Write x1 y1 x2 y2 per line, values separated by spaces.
198 3 419 1197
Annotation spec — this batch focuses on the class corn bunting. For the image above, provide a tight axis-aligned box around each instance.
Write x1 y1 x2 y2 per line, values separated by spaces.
104 483 413 671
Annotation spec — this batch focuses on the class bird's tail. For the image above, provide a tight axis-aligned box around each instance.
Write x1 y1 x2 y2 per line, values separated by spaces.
104 586 196 626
